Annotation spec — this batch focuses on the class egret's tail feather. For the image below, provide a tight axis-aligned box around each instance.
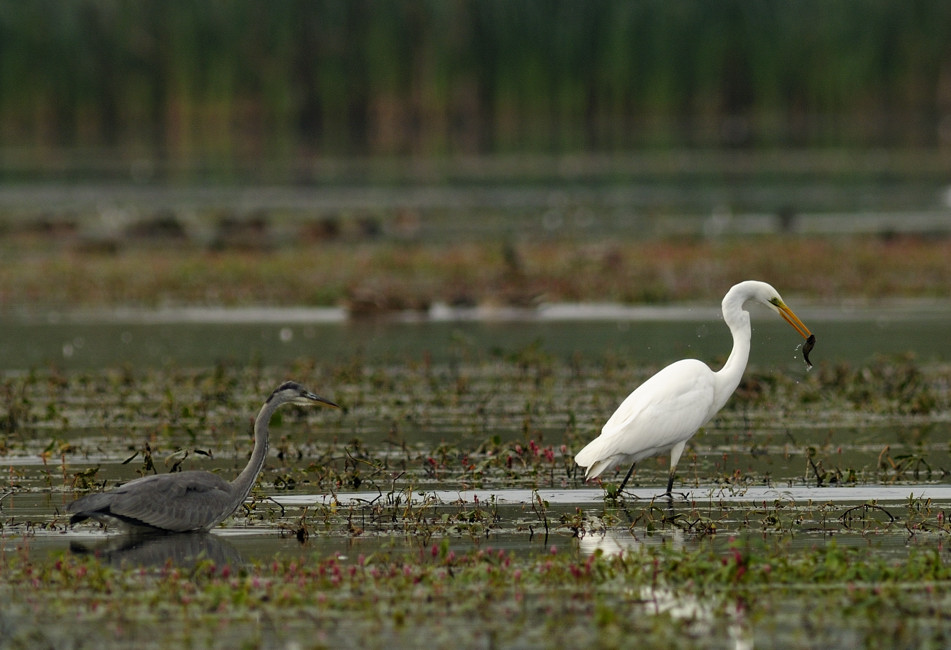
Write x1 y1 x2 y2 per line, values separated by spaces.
575 439 615 481
577 458 614 481
573 441 598 470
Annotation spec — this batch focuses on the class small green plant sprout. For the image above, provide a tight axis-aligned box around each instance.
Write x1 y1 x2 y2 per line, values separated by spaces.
70 466 101 491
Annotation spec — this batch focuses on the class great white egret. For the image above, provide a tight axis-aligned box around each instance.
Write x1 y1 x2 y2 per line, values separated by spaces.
574 280 814 495
68 381 339 532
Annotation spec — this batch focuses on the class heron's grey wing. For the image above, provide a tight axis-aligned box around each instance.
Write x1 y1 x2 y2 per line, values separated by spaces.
68 471 238 532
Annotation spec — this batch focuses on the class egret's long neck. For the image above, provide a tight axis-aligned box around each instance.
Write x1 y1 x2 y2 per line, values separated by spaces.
713 298 753 412
230 396 281 505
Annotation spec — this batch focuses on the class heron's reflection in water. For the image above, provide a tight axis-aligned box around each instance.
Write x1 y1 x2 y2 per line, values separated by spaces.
70 531 242 568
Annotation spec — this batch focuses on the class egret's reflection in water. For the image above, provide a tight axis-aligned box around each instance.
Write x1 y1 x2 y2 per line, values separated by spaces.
70 532 242 568
579 527 751 650
577 523 684 557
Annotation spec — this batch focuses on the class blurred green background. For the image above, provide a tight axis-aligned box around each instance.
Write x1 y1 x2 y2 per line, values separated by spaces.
2 0 950 180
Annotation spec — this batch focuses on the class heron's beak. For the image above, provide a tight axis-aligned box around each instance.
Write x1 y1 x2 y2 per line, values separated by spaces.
776 302 811 339
305 393 340 409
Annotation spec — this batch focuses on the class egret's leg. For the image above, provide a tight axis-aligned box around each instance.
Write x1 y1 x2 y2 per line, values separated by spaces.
666 440 688 496
618 463 636 492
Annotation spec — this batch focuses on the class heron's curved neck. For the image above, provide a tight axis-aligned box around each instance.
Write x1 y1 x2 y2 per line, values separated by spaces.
230 397 280 505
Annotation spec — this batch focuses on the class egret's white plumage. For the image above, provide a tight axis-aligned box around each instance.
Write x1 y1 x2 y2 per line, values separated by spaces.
574 280 813 495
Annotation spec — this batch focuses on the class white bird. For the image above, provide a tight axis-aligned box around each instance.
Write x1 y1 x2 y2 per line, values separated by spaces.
574 280 814 495
68 381 339 532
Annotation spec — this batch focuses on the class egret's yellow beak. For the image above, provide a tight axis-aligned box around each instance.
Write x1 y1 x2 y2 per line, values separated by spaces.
776 302 811 339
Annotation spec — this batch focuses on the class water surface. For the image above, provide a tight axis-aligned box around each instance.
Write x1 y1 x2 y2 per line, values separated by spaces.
2 301 948 369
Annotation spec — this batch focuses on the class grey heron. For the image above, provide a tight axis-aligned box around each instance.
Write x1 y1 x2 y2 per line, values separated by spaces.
574 280 814 495
68 381 339 532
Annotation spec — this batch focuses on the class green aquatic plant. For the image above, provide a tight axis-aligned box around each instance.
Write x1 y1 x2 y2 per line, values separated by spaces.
0 377 33 435
69 466 101 491
878 445 939 484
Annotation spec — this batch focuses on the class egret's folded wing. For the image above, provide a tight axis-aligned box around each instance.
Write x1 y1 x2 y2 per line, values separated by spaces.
576 360 715 471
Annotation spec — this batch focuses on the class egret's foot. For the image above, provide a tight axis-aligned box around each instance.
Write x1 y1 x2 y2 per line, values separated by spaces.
603 483 625 500
602 484 642 502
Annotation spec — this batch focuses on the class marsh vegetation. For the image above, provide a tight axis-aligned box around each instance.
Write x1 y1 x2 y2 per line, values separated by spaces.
1 339 950 647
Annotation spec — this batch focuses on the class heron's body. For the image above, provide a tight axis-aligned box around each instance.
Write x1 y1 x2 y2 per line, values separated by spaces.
68 381 338 532
574 281 813 494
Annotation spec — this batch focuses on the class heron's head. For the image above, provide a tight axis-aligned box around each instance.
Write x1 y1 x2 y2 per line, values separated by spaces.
269 381 340 409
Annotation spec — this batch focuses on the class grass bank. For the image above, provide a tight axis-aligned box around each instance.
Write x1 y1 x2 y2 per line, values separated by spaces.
2 234 950 314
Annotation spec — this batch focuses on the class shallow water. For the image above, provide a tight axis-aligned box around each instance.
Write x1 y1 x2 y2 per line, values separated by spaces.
2 301 949 369
8 483 949 564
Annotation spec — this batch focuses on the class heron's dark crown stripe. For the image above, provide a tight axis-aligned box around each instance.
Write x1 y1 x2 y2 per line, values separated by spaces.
267 380 304 403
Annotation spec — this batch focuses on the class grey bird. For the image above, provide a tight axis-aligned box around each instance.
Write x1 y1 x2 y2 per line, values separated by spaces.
67 381 339 533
